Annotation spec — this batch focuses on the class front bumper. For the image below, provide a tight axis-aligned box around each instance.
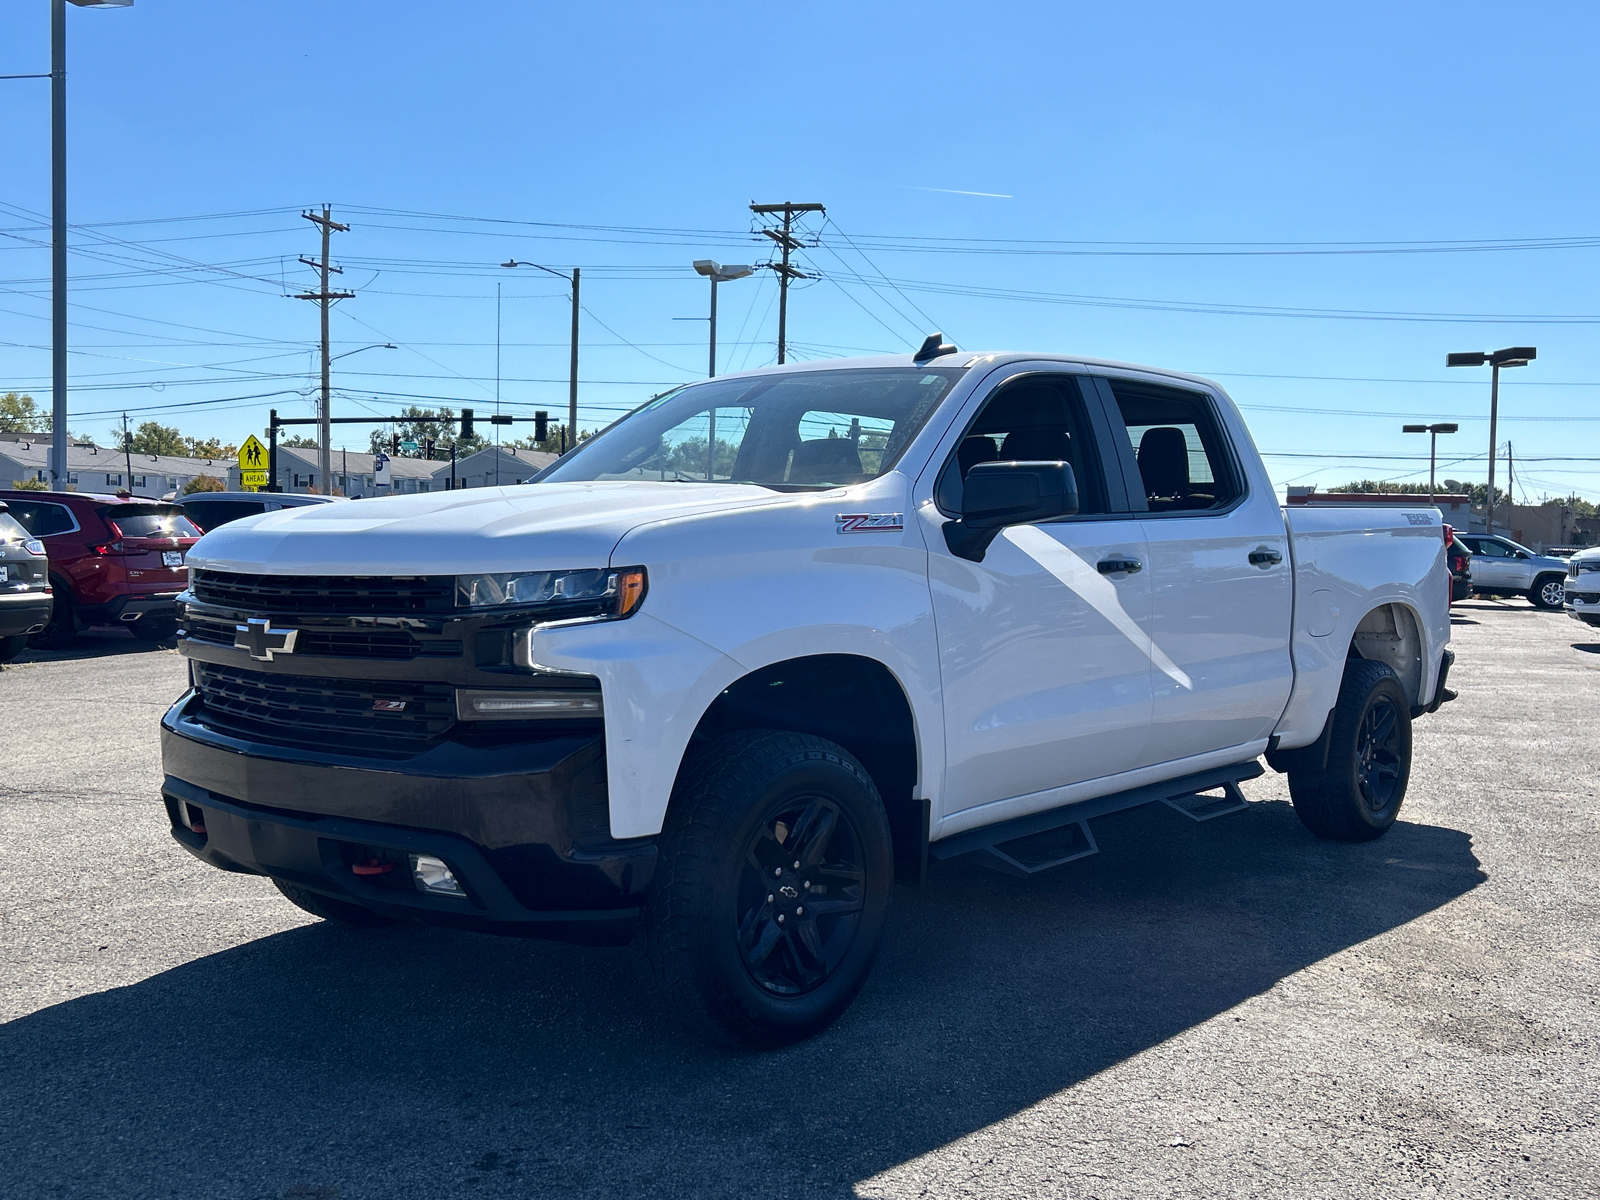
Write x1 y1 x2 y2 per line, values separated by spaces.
1567 590 1600 625
0 590 52 637
160 692 655 944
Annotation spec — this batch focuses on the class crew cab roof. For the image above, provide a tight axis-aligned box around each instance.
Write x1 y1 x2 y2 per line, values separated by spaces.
702 350 1224 393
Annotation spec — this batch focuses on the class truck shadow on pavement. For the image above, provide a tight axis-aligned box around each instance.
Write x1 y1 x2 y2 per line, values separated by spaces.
0 799 1482 1200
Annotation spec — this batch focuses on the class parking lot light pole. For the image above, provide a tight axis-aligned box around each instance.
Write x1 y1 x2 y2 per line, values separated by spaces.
691 260 756 378
1446 347 1535 537
1402 422 1459 505
502 259 579 453
46 0 134 491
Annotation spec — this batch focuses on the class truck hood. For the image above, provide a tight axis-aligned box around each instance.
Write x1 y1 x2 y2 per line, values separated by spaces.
188 482 791 576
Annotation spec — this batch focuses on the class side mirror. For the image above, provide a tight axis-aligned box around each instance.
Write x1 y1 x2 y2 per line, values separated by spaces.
944 460 1078 562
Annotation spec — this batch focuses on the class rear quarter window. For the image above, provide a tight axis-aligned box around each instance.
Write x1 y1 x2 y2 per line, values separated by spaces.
3 500 76 537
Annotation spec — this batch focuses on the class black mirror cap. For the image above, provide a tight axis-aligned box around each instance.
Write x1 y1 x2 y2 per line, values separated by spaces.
961 460 1079 529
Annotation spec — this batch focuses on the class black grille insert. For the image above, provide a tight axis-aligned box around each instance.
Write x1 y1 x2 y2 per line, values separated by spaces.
184 614 461 661
192 569 455 615
193 662 456 750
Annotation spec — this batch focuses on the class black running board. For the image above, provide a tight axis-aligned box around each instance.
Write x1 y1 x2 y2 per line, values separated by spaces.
928 760 1265 878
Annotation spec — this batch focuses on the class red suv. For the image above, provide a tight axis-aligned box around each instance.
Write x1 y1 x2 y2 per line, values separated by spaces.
0 490 201 648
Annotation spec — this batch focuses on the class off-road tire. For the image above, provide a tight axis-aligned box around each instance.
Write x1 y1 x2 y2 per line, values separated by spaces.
1529 574 1566 611
28 588 75 650
0 634 26 664
273 879 396 928
641 730 894 1048
128 614 180 642
1289 659 1412 842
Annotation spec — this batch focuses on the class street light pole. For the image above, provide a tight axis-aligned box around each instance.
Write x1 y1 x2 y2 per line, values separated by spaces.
1402 422 1458 505
1446 347 1535 538
692 260 755 378
502 259 579 453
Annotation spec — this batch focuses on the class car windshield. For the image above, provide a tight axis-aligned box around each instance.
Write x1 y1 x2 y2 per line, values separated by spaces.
538 366 966 489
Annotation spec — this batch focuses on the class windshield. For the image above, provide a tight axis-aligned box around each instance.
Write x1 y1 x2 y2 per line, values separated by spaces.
100 505 203 539
539 366 966 489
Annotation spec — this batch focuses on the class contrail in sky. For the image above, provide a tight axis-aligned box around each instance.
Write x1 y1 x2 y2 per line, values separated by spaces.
907 186 1013 198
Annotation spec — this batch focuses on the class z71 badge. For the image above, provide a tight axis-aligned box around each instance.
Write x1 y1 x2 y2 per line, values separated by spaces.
836 513 904 534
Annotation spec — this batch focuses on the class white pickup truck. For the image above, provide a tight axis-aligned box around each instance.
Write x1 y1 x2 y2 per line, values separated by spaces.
161 341 1454 1045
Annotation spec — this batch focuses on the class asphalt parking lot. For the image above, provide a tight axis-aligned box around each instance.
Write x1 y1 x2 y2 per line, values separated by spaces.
1 602 1597 1200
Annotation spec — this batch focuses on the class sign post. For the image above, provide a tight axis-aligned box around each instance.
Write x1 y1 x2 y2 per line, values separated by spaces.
237 434 269 492
373 451 391 491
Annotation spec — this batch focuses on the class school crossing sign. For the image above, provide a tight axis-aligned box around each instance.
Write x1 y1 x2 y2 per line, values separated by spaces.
237 435 269 491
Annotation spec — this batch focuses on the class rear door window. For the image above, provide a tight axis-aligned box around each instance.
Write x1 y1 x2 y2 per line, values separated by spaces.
100 505 203 539
1102 378 1242 513
185 500 264 531
4 500 77 537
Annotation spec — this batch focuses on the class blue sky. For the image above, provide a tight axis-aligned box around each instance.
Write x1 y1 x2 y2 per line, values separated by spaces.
2 0 1597 498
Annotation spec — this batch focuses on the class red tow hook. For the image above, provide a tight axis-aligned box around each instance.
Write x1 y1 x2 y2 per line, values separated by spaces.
351 857 396 876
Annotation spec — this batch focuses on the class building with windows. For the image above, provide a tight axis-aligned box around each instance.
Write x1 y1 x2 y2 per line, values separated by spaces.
431 446 557 490
0 433 227 497
227 444 440 498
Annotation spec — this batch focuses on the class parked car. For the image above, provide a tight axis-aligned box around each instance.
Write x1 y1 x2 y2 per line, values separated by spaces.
0 490 202 648
162 347 1453 1046
1565 547 1600 627
1453 534 1567 609
0 501 52 663
1445 526 1473 603
177 491 336 533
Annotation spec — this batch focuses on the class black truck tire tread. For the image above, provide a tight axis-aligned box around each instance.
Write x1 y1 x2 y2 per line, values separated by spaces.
641 729 891 1047
1289 658 1412 842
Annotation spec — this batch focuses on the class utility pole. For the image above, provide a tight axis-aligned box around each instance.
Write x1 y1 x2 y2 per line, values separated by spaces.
751 201 824 364
121 411 132 489
568 266 580 451
295 206 353 494
1506 442 1514 514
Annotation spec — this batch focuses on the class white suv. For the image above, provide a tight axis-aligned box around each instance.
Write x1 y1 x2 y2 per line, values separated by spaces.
1565 547 1600 627
1454 534 1568 610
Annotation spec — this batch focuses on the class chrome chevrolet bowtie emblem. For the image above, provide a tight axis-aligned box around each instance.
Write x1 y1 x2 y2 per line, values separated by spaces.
234 617 298 662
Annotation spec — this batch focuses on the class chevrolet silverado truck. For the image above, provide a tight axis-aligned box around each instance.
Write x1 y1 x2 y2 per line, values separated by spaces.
161 341 1454 1046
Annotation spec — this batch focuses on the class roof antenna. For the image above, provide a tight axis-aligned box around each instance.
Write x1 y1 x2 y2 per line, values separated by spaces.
913 332 958 362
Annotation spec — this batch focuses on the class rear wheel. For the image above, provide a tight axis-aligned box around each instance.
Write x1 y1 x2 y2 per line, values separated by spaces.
28 589 75 650
642 730 893 1047
1530 574 1566 610
1289 659 1412 842
0 635 26 664
273 879 396 928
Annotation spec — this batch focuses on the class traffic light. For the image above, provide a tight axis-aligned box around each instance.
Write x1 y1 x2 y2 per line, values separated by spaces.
391 434 400 454
423 439 435 460
460 409 474 441
534 410 548 443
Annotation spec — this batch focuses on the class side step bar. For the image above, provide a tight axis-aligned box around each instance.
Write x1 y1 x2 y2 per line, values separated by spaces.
928 761 1265 878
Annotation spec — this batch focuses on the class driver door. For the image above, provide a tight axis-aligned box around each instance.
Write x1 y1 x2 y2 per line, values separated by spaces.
919 367 1154 823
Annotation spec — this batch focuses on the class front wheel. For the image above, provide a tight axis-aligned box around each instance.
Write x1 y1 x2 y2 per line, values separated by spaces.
1530 574 1566 610
1289 659 1413 842
128 613 179 642
642 730 894 1047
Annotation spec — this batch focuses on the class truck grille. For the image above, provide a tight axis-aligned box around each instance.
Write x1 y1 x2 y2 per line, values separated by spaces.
183 614 462 661
192 569 456 615
192 662 456 750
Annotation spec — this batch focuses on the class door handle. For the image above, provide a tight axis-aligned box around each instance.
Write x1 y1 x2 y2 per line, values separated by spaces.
1097 557 1143 575
1249 547 1284 567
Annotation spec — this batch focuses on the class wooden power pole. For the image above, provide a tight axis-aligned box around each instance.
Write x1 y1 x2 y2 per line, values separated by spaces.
296 206 353 493
751 201 824 364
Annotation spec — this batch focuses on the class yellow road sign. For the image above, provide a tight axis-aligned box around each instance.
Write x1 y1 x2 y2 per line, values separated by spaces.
237 435 269 492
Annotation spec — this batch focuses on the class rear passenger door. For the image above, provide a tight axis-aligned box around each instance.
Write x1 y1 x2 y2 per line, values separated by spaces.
920 366 1154 821
1095 374 1294 767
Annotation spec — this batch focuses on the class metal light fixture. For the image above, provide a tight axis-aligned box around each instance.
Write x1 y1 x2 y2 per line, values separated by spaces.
1401 422 1459 505
1446 347 1535 536
503 259 580 454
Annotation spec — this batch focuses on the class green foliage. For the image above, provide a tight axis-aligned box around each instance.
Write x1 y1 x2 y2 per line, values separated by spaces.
9 477 48 491
0 392 46 433
184 436 237 460
1330 479 1510 507
117 421 188 456
367 406 486 458
280 435 319 449
182 473 226 495
507 423 594 455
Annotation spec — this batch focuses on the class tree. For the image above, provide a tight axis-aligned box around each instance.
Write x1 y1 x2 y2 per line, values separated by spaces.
280 435 319 449
0 392 46 433
1329 479 1510 508
113 421 187 456
184 435 237 460
182 473 225 495
507 422 593 455
367 406 486 458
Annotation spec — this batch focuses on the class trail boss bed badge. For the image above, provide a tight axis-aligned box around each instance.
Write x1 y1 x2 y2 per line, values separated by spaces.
836 513 904 534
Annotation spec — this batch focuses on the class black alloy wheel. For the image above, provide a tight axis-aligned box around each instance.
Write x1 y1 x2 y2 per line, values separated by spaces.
642 729 893 1047
1288 658 1413 842
1354 693 1404 814
736 796 867 997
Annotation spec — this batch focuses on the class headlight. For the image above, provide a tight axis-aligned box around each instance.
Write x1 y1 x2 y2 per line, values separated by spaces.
454 566 647 618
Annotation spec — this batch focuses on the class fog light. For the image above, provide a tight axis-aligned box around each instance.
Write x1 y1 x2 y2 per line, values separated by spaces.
410 854 466 897
455 688 603 720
